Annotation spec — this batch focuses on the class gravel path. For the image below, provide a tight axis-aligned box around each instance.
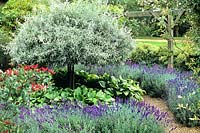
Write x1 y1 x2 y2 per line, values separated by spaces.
143 95 200 133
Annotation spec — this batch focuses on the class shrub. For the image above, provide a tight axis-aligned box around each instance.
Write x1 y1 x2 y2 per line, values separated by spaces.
167 76 200 126
8 99 175 132
0 0 49 35
130 44 161 65
7 0 134 89
0 64 55 106
130 44 200 72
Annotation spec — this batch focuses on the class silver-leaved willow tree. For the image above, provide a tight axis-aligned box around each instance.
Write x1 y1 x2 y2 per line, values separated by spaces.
7 1 134 89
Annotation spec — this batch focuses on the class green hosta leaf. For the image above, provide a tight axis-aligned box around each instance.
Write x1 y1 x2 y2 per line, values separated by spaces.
96 90 104 98
92 98 98 105
82 87 88 95
116 91 122 95
61 92 68 98
98 81 106 88
124 91 129 96
54 96 61 101
44 93 54 99
104 90 113 96
88 74 99 80
87 90 96 98
37 98 45 103
74 87 82 97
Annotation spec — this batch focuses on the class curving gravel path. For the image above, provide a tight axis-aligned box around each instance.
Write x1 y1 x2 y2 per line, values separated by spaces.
143 95 200 133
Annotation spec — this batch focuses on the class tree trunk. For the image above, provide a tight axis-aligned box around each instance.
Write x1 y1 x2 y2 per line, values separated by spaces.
67 64 75 89
167 14 174 69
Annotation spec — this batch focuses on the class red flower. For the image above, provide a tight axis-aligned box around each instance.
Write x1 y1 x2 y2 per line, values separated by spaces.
3 120 13 125
13 70 18 75
0 77 3 81
31 83 46 92
48 69 56 75
24 65 31 71
36 69 41 73
41 67 48 72
5 68 13 76
31 64 38 69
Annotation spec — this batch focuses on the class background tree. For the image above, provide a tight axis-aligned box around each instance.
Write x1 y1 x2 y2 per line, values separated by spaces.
7 1 134 89
183 0 200 47
0 0 49 70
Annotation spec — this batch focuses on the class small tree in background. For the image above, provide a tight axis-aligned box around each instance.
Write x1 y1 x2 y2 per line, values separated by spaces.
7 0 134 89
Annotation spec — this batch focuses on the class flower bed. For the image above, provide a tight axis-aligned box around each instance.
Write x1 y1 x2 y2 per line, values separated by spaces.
0 99 175 132
76 63 200 126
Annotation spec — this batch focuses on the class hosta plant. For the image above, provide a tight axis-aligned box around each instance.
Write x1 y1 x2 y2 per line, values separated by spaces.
75 70 145 101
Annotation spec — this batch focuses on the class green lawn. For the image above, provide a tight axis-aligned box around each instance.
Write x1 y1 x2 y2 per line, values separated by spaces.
135 37 186 48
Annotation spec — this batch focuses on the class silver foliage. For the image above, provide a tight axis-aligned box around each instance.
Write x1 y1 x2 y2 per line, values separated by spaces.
7 0 135 67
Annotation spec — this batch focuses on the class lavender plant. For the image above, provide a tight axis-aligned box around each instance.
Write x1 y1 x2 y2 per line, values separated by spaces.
4 99 175 132
76 63 200 126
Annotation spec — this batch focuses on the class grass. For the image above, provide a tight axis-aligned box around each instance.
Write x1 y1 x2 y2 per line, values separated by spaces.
135 37 186 48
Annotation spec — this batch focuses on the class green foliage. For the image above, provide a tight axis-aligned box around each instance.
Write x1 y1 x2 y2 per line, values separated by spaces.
29 85 114 106
130 43 200 72
52 68 68 88
77 70 145 100
130 44 160 65
0 65 55 106
0 0 35 35
0 0 49 35
0 104 20 132
53 69 145 101
169 88 200 127
68 85 114 105
183 0 200 47
7 1 134 67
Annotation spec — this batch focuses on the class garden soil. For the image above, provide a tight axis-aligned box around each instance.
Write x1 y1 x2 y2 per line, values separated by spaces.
143 95 200 133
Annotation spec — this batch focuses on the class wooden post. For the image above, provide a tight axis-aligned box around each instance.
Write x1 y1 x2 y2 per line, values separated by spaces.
167 14 174 69
126 10 184 69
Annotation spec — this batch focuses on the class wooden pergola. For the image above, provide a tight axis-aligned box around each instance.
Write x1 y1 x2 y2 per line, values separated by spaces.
126 9 185 69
